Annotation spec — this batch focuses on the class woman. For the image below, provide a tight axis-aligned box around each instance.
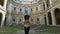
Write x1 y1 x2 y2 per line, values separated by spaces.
24 20 30 34
24 15 30 34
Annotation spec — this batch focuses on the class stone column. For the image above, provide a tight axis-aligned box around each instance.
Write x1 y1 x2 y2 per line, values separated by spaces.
46 13 49 25
45 1 47 9
16 17 19 25
43 15 45 25
1 13 6 27
40 16 42 24
4 0 8 9
40 15 45 25
34 16 36 24
7 8 12 25
40 16 41 25
51 11 56 25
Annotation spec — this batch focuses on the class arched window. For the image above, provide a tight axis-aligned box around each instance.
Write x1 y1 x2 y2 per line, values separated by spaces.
14 7 16 11
13 19 15 22
24 7 28 13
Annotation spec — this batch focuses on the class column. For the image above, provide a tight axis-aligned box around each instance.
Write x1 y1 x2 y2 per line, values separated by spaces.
1 13 6 27
34 16 36 24
46 13 49 25
16 17 19 25
45 1 47 9
4 0 8 9
43 15 45 24
51 11 56 25
40 16 41 25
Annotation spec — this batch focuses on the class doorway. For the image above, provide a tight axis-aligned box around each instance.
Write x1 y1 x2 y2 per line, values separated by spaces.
48 12 52 25
0 13 2 26
54 8 60 25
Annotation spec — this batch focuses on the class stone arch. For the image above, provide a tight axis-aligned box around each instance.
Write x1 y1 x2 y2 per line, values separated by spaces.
54 8 60 25
48 12 52 25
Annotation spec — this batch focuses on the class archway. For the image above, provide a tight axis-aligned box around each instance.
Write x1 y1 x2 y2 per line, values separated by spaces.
54 8 60 25
0 13 2 26
48 12 52 25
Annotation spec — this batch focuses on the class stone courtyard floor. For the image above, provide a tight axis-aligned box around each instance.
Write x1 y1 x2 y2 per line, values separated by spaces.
16 25 60 34
0 25 60 34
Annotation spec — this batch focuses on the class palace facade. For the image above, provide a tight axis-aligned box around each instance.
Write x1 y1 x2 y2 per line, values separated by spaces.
0 0 60 26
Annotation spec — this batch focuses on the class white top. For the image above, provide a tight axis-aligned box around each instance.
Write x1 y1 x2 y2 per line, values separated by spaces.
24 23 30 27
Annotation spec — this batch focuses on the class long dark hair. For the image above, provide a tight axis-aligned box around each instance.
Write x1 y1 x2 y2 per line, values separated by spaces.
24 15 30 20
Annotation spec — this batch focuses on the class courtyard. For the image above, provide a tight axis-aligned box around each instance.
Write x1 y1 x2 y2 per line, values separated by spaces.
0 25 60 34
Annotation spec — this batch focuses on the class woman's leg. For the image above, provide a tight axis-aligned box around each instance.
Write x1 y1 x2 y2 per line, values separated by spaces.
27 27 30 34
24 27 30 34
24 27 27 34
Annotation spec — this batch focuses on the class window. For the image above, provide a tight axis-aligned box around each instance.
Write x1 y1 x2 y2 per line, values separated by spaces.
14 7 16 11
13 19 15 21
37 18 39 21
31 19 33 22
43 3 45 10
31 8 33 11
0 0 4 6
20 19 21 22
24 7 28 13
20 8 22 11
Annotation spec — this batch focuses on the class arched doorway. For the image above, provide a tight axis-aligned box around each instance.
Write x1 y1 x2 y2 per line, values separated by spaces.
0 13 2 26
48 12 52 25
54 8 60 25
